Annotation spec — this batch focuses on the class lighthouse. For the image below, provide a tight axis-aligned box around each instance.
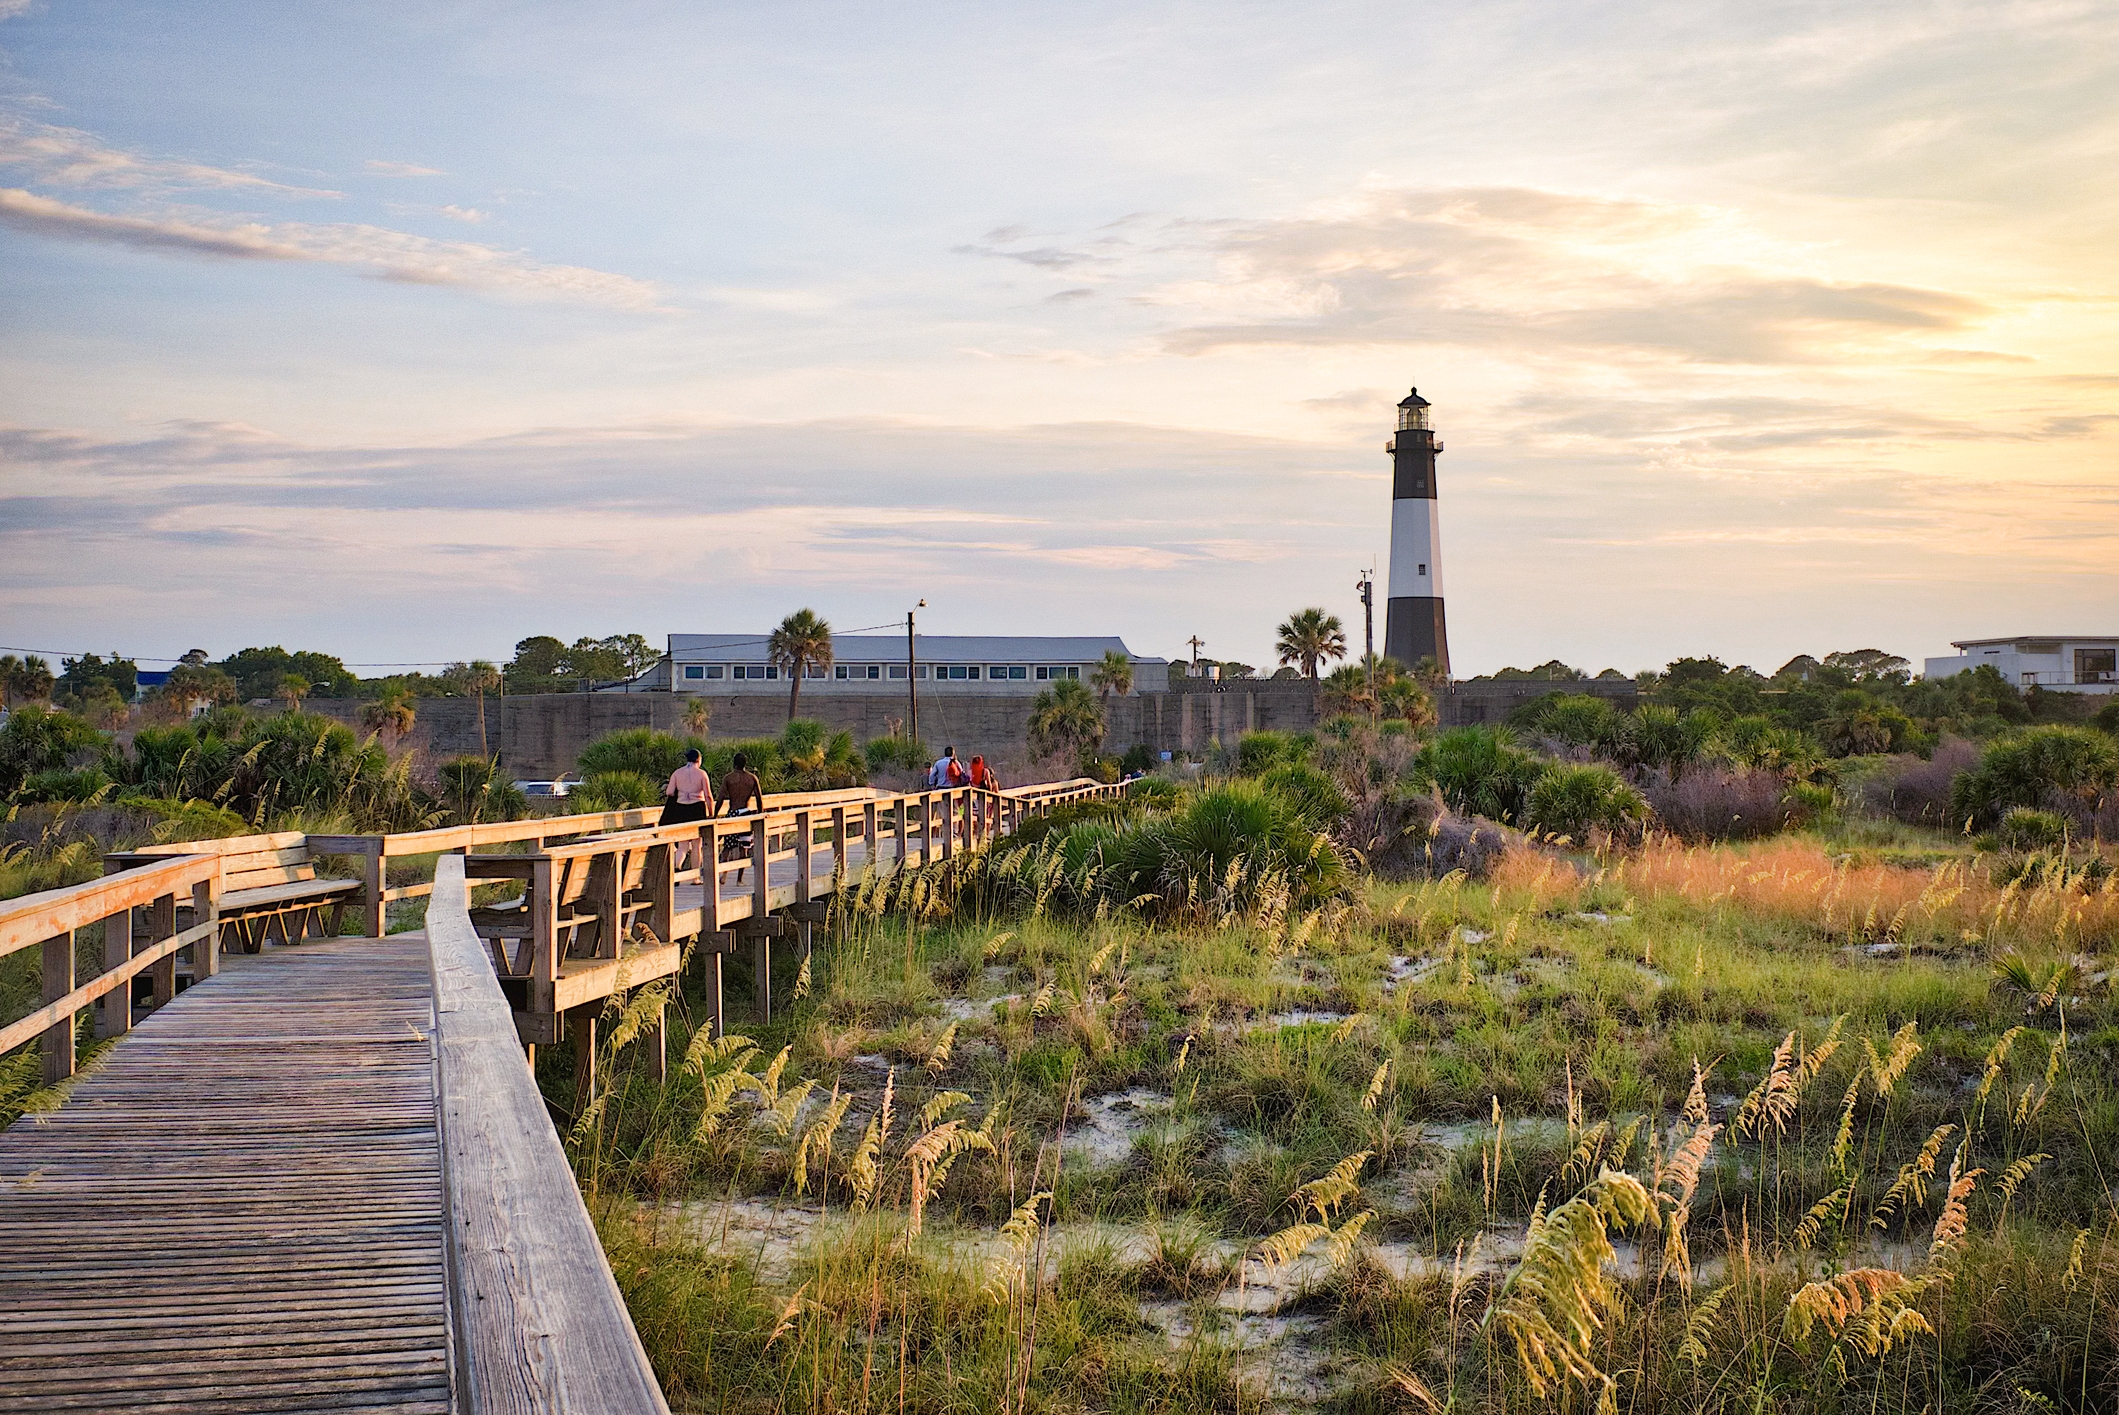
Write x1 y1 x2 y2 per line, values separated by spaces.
1383 387 1450 676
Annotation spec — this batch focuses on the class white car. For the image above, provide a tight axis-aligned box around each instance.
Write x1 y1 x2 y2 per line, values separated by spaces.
512 777 582 799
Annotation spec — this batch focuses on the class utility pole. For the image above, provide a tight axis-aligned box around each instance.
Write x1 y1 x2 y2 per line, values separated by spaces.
906 601 924 748
1186 636 1205 676
1356 567 1376 718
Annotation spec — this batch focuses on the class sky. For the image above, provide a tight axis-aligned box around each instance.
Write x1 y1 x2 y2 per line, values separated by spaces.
1 0 2115 679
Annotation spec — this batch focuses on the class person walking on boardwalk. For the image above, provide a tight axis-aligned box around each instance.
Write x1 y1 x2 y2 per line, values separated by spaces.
718 751 765 882
928 745 966 790
661 749 714 871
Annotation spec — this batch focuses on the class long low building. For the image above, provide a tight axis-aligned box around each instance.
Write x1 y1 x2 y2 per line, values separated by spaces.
604 634 1170 697
1924 636 2118 695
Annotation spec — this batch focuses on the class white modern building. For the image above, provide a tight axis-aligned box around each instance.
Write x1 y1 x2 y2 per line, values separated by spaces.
604 634 1169 696
1924 636 2119 695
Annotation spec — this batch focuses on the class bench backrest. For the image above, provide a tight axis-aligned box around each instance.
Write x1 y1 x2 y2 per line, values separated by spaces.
123 832 318 892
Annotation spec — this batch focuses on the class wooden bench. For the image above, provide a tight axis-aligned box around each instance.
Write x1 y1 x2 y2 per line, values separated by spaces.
108 832 363 954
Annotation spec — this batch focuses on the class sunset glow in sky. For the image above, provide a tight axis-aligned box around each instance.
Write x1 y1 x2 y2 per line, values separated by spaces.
3 1 2115 675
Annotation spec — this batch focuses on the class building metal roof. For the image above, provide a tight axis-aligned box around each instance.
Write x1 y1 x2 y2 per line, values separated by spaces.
1951 636 2118 648
668 634 1164 664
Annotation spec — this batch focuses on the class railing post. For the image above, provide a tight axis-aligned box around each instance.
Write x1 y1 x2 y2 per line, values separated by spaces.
146 892 176 1009
530 855 557 1022
191 875 219 981
939 790 953 861
361 844 386 939
751 813 769 919
795 810 813 904
647 842 674 947
863 801 878 875
40 931 75 1085
596 849 622 960
99 901 132 1039
894 800 908 874
831 805 847 884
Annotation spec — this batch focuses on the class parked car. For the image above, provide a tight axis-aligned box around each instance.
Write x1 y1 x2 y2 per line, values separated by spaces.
512 777 582 800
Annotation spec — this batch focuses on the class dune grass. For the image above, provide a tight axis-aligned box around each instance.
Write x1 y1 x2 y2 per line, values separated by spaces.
553 829 2119 1412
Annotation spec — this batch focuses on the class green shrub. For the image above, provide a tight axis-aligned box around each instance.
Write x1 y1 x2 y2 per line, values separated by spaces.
1119 742 1158 775
1522 762 1649 842
127 797 250 843
577 728 705 782
1123 776 1185 810
1997 806 2070 852
1509 693 1623 752
1258 760 1348 827
1414 727 1549 824
863 736 929 773
1007 797 1138 849
1782 781 1835 825
15 765 116 804
1948 725 2119 827
0 705 106 798
570 770 661 812
437 755 529 823
1236 730 1309 775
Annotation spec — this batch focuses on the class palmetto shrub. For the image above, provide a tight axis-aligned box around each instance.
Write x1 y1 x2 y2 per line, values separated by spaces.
1996 806 2070 853
1259 760 1349 828
436 755 529 823
1523 763 1650 844
570 770 661 812
577 727 704 782
1949 725 2119 830
1414 727 1548 824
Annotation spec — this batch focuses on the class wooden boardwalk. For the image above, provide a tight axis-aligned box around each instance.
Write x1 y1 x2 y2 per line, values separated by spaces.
0 779 1119 1411
0 935 453 1415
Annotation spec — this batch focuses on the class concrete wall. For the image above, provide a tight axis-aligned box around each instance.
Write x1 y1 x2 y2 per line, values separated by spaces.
1439 678 1637 726
308 678 1327 780
309 678 1638 778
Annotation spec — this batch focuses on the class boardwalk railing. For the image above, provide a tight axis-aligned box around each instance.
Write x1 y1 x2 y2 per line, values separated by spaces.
429 854 670 1415
0 854 221 1083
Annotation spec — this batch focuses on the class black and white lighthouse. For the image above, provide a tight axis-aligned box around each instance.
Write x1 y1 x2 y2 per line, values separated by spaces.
1383 387 1450 676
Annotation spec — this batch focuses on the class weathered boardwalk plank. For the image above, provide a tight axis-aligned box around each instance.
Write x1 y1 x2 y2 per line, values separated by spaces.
0 935 452 1414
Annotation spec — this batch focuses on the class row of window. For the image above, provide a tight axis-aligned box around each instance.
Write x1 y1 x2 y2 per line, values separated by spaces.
679 663 1085 683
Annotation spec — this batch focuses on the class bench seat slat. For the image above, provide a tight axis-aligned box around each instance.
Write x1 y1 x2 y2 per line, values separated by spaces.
221 878 361 911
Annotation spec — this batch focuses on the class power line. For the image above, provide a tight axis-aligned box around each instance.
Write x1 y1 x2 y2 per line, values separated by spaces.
0 621 916 672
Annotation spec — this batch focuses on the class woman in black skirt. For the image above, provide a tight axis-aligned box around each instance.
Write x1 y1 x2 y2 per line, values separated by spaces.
662 748 714 870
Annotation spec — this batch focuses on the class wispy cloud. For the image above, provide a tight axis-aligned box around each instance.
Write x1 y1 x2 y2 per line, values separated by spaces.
0 117 339 197
0 188 312 259
0 188 659 307
1131 187 1993 365
439 204 487 223
365 159 446 177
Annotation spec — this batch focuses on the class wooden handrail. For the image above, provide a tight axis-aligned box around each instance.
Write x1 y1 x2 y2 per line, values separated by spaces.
427 855 672 1415
0 853 222 1081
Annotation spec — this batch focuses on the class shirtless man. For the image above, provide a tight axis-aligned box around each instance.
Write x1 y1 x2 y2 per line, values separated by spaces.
718 752 765 881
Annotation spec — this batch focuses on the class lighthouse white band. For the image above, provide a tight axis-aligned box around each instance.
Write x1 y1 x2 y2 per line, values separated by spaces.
1387 497 1444 600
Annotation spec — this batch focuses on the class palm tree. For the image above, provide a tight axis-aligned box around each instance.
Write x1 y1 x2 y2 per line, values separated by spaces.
444 660 503 756
682 697 711 736
276 673 311 712
0 654 55 708
768 609 834 723
1090 650 1134 703
361 692 417 746
1276 608 1346 681
1028 677 1105 767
